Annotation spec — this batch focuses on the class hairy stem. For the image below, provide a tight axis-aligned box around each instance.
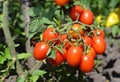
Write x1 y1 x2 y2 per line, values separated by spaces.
21 0 36 69
2 0 23 75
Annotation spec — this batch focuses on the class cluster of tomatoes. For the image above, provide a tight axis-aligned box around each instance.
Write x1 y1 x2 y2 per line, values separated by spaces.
33 0 106 73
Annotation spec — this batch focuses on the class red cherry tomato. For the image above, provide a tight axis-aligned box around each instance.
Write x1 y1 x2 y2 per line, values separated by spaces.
49 49 66 66
70 5 83 21
79 54 94 73
83 36 93 46
92 36 106 54
93 29 105 38
33 42 50 60
42 28 58 42
87 47 96 59
54 0 69 6
72 23 84 36
79 9 94 25
66 46 83 66
60 34 71 49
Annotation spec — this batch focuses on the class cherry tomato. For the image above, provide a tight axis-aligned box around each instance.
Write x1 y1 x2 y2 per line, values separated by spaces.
83 36 93 46
79 54 94 73
70 5 83 21
68 30 78 38
92 36 106 54
33 42 50 60
42 28 58 42
54 0 69 6
66 46 83 66
60 34 71 49
86 47 96 59
69 23 84 38
93 29 105 38
79 9 94 25
49 49 66 66
72 23 84 36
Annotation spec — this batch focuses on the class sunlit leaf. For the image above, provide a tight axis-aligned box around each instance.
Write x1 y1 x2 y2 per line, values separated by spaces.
16 76 25 82
32 70 47 76
4 48 12 59
17 53 31 59
0 55 6 64
48 49 56 59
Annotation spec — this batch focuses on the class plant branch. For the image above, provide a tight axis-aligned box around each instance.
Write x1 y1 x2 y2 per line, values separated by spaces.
21 0 37 69
2 0 23 75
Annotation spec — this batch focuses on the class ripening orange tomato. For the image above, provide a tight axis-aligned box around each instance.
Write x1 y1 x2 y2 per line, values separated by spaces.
54 0 69 6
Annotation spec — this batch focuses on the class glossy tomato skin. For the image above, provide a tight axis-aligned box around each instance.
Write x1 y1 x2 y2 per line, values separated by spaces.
72 24 84 36
79 10 94 25
70 6 83 21
42 28 58 42
83 36 93 46
93 29 105 38
69 24 84 38
66 46 83 66
49 49 66 66
87 47 96 59
54 0 69 6
33 42 49 60
92 36 106 54
60 34 71 49
79 54 94 73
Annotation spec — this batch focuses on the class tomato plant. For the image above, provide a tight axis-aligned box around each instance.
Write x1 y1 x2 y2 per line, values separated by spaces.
1 0 114 81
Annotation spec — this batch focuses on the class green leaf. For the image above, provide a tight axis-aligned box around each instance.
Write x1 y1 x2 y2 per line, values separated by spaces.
29 18 39 33
112 25 119 37
4 48 12 59
48 49 56 59
32 70 47 76
17 53 31 59
0 51 4 55
7 60 15 69
41 17 55 25
31 75 39 82
109 0 119 10
16 76 25 82
0 55 6 64
28 6 42 17
94 59 103 68
55 46 63 54
46 48 51 56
